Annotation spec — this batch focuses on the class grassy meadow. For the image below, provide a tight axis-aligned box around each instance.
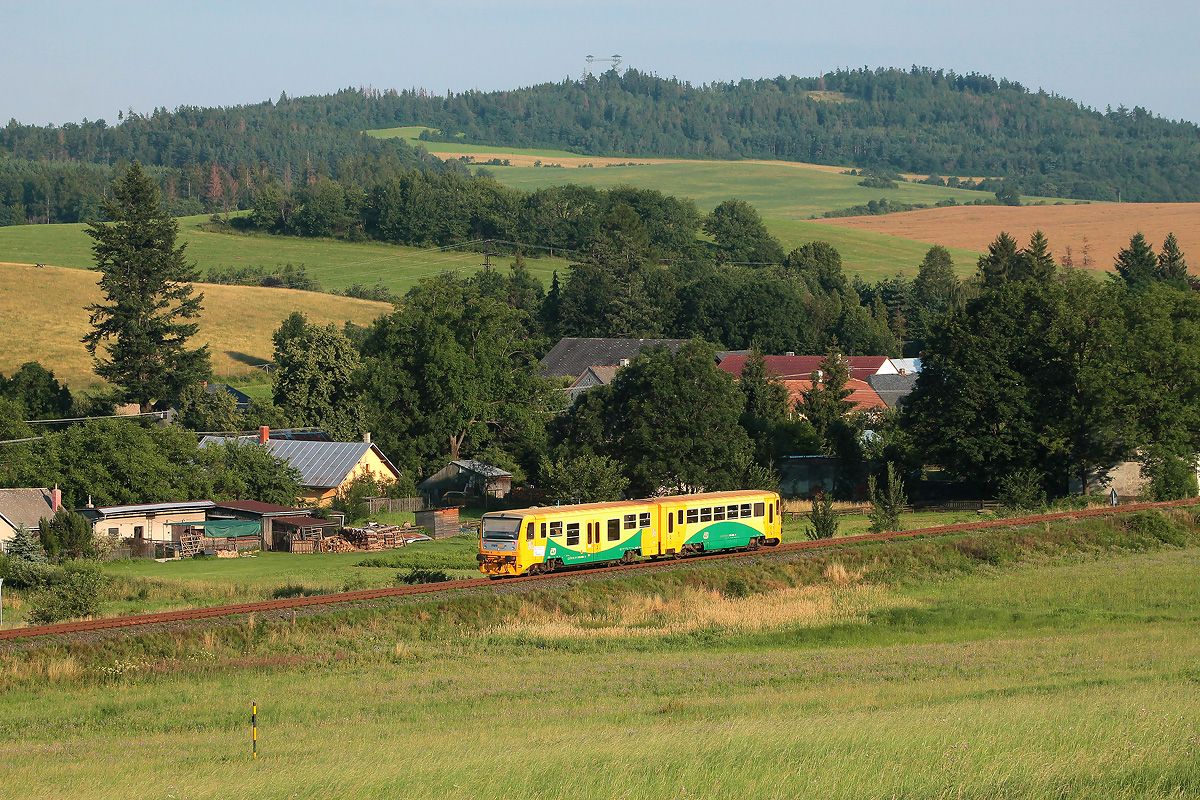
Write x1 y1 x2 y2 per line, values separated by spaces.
0 262 389 388
0 214 567 293
1 509 1198 799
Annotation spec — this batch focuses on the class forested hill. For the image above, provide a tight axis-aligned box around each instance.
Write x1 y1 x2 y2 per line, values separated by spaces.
397 67 1200 203
0 92 450 224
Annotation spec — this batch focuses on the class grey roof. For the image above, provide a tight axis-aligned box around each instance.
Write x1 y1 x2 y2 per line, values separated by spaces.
200 437 398 489
206 383 253 409
452 459 512 478
540 337 688 378
866 373 918 409
80 500 215 520
0 488 55 531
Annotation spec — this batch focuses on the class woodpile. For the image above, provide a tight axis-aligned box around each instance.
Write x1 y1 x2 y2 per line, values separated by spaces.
319 536 355 553
343 523 421 551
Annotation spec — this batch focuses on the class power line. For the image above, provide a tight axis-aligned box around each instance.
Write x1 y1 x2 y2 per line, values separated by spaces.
0 436 44 445
24 411 168 425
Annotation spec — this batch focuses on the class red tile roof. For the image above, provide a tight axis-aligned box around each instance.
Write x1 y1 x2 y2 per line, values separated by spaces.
718 354 890 382
782 378 889 413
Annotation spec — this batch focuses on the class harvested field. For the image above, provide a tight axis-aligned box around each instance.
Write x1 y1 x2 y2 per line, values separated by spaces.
0 262 389 387
815 202 1200 272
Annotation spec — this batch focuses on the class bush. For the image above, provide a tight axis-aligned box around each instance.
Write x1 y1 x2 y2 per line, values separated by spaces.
5 559 56 590
1141 450 1200 501
397 568 452 585
997 468 1048 513
805 491 839 540
1124 511 1187 547
868 462 906 533
27 562 106 624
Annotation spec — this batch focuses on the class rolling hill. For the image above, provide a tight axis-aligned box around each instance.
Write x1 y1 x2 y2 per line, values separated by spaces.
0 262 390 387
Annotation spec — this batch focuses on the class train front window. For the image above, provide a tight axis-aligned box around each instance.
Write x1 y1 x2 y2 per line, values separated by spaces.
482 517 521 541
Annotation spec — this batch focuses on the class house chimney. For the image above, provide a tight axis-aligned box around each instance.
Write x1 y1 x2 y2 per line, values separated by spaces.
363 432 371 444
51 485 62 513
259 425 270 443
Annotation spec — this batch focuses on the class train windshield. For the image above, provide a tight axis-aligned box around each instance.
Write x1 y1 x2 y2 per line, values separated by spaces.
482 516 521 541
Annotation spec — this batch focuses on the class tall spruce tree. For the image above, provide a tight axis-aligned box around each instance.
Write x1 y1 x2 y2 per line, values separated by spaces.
738 346 791 467
1157 233 1189 285
977 232 1021 288
83 162 210 410
1114 233 1158 288
1019 230 1057 282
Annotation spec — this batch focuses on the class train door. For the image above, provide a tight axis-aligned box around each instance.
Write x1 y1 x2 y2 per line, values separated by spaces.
641 507 660 558
587 519 603 562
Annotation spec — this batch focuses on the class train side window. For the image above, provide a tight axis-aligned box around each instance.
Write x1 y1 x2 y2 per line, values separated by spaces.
607 518 620 541
753 502 765 517
623 514 637 530
726 505 739 519
540 522 547 540
566 523 580 546
526 522 535 541
668 513 674 533
713 506 725 521
639 512 651 528
700 507 712 522
677 510 683 524
740 503 752 517
686 508 698 524
549 521 563 538
769 503 774 523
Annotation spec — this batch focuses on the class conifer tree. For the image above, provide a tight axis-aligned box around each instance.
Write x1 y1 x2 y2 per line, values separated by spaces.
1157 233 1189 284
1019 230 1057 282
977 232 1021 287
1114 232 1158 287
6 525 47 562
738 346 791 466
83 163 210 410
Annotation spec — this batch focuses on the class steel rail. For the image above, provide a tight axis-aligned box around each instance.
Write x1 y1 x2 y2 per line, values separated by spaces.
2 497 1196 642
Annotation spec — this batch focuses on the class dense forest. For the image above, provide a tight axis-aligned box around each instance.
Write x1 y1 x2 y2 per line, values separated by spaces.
3 66 1199 225
403 68 1200 202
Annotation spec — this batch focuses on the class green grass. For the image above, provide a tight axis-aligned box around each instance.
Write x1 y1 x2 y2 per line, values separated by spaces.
0 215 568 293
369 125 582 159
2 512 1198 798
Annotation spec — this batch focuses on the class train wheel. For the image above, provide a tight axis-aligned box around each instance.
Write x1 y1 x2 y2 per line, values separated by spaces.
746 537 761 551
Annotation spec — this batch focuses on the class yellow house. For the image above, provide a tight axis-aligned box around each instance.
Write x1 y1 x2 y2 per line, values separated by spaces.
200 431 402 507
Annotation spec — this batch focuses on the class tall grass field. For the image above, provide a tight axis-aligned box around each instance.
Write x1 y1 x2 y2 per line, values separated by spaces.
2 510 1198 799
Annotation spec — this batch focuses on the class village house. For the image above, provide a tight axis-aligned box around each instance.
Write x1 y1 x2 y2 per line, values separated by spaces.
78 500 215 557
539 337 690 380
0 487 61 549
199 427 403 506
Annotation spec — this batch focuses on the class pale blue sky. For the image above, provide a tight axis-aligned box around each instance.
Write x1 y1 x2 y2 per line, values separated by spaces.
5 0 1199 125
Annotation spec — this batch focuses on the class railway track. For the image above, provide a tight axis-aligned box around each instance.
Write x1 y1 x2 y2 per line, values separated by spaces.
2 498 1196 642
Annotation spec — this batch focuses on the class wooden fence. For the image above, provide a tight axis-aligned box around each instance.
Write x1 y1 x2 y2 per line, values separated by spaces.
364 496 424 514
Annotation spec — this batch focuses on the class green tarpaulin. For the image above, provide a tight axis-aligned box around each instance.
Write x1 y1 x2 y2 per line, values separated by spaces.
169 520 261 538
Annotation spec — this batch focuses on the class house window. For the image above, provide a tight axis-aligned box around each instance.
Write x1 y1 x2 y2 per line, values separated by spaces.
638 512 651 528
700 508 712 522
549 521 563 538
753 502 765 517
107 527 118 537
623 514 637 530
607 519 620 541
686 509 698 524
566 523 580 546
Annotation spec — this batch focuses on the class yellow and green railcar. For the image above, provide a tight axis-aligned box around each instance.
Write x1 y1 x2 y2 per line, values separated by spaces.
477 490 782 577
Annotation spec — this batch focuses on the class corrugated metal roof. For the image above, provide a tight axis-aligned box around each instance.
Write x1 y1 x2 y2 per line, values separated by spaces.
199 437 395 489
452 459 513 478
85 500 214 518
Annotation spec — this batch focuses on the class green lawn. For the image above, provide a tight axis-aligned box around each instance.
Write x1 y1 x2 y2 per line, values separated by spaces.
2 513 1198 799
0 215 568 293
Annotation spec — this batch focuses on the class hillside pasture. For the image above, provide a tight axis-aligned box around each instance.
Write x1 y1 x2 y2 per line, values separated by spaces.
0 262 389 387
815 202 1200 273
0 215 568 293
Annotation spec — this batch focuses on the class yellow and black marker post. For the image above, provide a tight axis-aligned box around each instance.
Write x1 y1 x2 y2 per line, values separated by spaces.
251 702 258 760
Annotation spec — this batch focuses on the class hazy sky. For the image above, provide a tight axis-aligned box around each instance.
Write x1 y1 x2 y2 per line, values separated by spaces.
5 0 1199 125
